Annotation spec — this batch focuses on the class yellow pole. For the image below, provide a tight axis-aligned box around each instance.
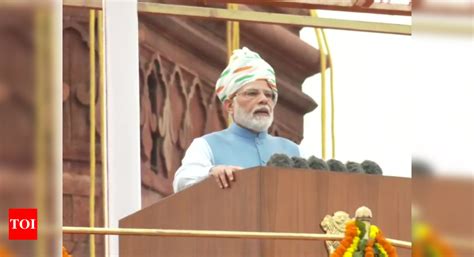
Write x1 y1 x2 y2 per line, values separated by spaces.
89 9 97 257
98 10 109 257
226 4 232 126
226 3 240 60
310 10 327 160
226 5 232 61
34 6 47 257
231 4 240 52
311 10 336 159
226 3 240 126
62 226 413 249
62 2 412 35
321 30 336 159
135 3 411 35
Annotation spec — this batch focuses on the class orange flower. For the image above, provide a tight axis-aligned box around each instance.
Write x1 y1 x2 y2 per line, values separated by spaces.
375 230 398 257
412 245 422 257
340 240 352 248
332 246 346 257
364 238 375 257
331 221 360 257
331 248 342 257
345 222 357 234
62 246 73 257
0 245 15 257
367 239 375 247
364 246 375 257
338 246 347 253
347 229 358 237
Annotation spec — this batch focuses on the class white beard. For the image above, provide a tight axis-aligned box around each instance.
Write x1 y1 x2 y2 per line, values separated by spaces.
233 100 273 132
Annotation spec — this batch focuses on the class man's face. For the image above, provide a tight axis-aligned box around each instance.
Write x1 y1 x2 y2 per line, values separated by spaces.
226 80 277 132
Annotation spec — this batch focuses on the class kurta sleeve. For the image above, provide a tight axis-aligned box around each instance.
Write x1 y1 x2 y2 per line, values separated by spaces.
172 138 214 192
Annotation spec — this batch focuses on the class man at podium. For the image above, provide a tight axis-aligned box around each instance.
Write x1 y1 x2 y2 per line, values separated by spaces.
173 47 300 192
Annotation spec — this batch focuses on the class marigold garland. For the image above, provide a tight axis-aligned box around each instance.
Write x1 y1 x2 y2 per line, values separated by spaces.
412 223 457 257
0 245 14 257
375 243 388 257
331 221 360 257
62 246 73 257
365 239 375 257
375 230 397 257
0 245 72 257
331 221 398 257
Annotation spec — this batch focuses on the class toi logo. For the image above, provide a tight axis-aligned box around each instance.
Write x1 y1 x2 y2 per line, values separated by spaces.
8 208 38 240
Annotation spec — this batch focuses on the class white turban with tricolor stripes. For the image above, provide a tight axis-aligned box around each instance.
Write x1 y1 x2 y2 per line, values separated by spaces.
215 47 277 102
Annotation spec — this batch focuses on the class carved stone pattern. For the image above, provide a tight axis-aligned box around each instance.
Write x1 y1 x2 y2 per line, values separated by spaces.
140 53 227 196
63 21 102 162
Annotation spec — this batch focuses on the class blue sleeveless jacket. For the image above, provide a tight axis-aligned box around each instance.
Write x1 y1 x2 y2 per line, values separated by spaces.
203 123 300 168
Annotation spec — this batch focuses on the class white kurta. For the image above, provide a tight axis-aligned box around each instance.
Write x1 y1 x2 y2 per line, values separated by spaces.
173 138 214 192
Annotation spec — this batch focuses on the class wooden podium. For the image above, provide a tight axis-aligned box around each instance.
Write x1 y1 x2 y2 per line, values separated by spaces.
120 167 411 257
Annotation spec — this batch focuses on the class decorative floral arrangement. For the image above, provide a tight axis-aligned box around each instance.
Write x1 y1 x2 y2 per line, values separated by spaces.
0 244 72 257
62 246 73 257
0 245 14 257
412 223 456 257
331 220 397 257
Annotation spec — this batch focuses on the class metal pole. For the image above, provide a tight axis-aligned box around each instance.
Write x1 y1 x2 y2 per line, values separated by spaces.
63 1 411 35
63 226 412 249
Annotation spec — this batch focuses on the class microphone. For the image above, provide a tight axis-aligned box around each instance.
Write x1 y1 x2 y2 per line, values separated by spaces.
361 160 383 175
291 156 309 169
327 159 348 172
307 156 329 171
346 161 364 173
267 153 293 168
412 159 433 177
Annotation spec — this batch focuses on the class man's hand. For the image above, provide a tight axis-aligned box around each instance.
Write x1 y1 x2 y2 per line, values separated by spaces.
210 165 242 189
